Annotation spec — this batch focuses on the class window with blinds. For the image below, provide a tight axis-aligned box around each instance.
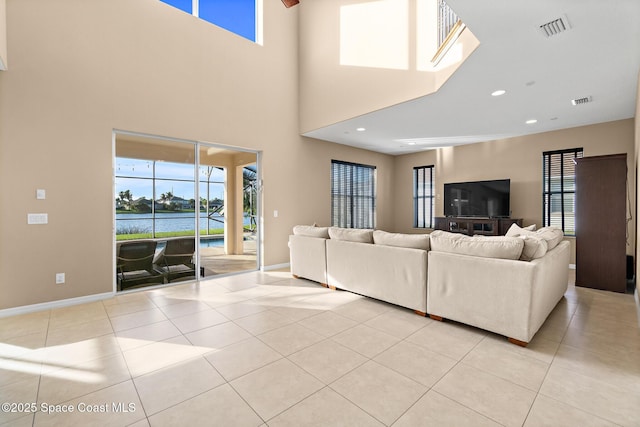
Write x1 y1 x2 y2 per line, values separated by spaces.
413 165 434 228
331 160 376 229
542 148 584 235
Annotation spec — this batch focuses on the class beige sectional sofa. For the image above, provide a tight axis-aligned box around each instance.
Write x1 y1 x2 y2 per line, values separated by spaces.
288 224 570 346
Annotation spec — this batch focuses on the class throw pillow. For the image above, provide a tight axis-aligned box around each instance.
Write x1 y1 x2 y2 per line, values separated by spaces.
535 227 564 250
506 224 564 250
505 223 536 237
373 230 429 250
516 235 548 261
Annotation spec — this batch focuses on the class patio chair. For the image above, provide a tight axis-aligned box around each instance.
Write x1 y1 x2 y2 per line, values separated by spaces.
116 240 165 290
153 237 197 283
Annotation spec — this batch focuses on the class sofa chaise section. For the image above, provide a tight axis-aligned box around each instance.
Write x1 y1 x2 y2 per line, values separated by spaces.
427 232 570 346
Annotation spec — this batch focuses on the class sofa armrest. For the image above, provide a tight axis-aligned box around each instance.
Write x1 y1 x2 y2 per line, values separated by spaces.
289 234 327 284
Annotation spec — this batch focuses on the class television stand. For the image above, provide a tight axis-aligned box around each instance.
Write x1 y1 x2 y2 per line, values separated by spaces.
434 217 522 236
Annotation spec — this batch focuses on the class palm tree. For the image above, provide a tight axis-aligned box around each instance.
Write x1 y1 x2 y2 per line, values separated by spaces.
243 166 257 232
118 190 133 210
159 191 174 208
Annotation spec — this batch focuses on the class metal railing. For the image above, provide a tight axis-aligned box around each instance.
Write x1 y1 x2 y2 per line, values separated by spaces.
432 0 465 64
437 0 460 47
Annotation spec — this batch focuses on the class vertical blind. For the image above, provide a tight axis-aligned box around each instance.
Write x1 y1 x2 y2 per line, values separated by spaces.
413 165 434 228
331 160 376 229
542 148 583 235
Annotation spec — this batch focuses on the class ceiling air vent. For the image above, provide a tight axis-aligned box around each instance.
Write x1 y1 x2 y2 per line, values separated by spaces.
571 96 592 106
539 15 571 37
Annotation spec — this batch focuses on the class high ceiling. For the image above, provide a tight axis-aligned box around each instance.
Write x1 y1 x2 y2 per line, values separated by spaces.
303 0 640 155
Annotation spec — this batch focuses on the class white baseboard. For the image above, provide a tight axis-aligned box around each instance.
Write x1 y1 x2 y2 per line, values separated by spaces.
0 292 114 319
262 263 290 272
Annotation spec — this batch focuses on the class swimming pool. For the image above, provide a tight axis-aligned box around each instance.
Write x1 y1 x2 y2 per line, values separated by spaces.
154 237 224 251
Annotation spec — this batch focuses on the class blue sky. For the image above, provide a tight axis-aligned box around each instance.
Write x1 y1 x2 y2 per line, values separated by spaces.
160 0 256 41
116 158 225 202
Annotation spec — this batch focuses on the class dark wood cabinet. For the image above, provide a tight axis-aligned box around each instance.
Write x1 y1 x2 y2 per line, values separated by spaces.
576 154 627 293
434 217 522 236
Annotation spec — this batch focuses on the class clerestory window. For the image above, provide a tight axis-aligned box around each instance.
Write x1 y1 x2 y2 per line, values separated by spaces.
160 0 262 43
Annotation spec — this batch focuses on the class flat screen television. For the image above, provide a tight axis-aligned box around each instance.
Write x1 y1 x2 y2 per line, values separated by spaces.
444 179 510 218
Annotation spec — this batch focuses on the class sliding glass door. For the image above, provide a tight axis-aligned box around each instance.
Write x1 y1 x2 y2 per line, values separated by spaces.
114 132 259 291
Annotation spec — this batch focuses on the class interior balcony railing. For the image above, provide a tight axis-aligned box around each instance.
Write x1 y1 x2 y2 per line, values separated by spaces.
432 0 466 65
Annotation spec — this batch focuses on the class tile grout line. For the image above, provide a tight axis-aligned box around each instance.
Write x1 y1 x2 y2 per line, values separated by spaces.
30 308 53 427
527 294 629 427
420 333 502 423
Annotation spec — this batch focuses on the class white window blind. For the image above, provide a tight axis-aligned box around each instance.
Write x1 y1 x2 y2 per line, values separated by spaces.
331 160 376 229
542 148 584 235
414 165 434 228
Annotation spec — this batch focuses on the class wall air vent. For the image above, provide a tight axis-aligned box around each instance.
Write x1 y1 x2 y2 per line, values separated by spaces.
539 15 571 37
571 96 592 106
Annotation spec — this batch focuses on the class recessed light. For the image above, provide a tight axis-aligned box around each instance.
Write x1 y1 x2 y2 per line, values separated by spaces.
408 142 416 145
525 119 538 124
356 127 366 132
491 90 506 97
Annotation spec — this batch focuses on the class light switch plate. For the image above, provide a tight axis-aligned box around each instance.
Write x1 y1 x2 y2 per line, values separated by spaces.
27 213 48 224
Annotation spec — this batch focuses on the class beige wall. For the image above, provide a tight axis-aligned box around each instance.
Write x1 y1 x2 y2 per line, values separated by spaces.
0 0 396 310
635 71 640 284
298 0 479 134
0 0 6 69
393 119 637 264
290 138 396 232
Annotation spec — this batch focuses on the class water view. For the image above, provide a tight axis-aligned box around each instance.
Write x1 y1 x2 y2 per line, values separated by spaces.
116 212 253 233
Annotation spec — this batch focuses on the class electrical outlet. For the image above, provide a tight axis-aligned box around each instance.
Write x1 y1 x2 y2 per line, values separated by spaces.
55 273 65 284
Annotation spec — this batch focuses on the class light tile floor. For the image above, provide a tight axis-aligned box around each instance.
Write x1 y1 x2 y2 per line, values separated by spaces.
0 270 639 426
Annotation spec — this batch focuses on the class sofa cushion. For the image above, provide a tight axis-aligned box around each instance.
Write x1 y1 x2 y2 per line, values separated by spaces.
328 227 374 243
373 230 429 250
293 225 330 239
506 224 564 250
430 230 524 260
